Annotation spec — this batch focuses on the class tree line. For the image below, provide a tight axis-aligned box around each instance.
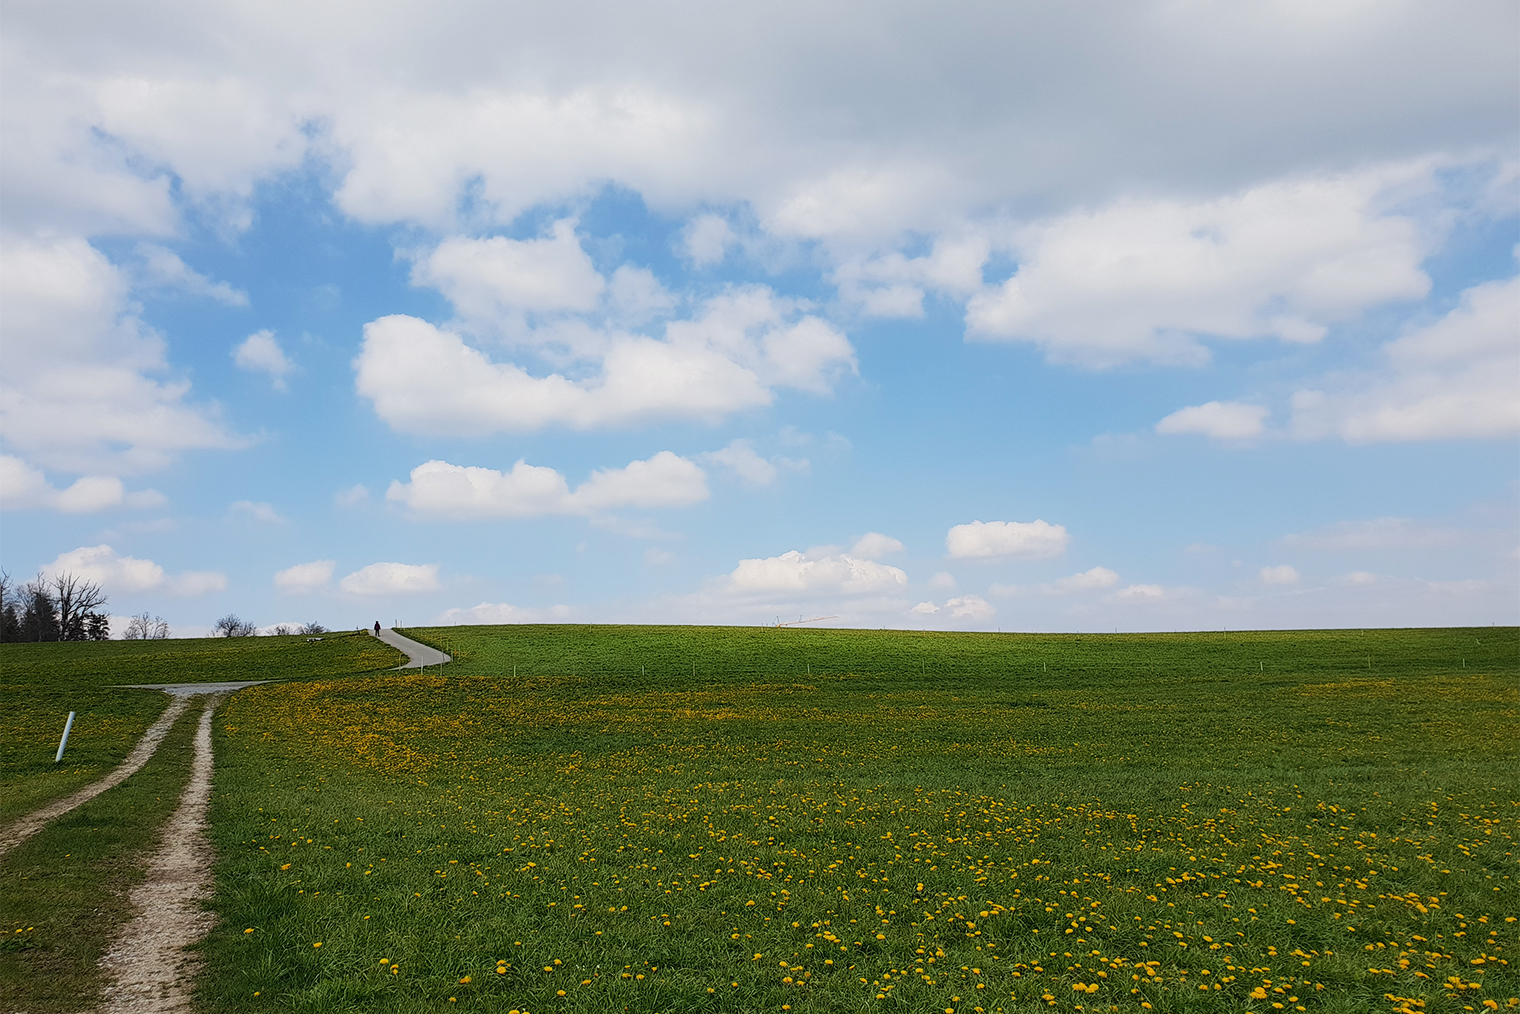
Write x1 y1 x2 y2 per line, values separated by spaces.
0 571 111 642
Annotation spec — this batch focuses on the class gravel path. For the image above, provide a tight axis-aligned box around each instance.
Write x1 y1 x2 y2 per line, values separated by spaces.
96 696 223 1013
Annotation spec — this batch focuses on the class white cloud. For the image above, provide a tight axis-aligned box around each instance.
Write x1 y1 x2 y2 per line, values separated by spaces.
1282 517 1466 551
0 236 240 474
338 562 442 596
233 330 295 390
1260 564 1301 585
134 244 247 305
834 232 991 318
945 594 995 619
1156 401 1270 440
411 220 606 328
436 601 574 625
274 559 334 594
41 544 225 596
683 214 736 267
0 455 164 512
386 450 708 520
230 499 285 523
726 549 907 596
1290 273 1520 442
334 484 370 508
927 571 956 591
1113 583 1167 601
353 286 854 436
906 593 995 621
607 265 676 325
850 532 904 560
699 439 778 486
966 165 1434 366
574 451 708 512
1053 566 1120 593
946 519 1069 560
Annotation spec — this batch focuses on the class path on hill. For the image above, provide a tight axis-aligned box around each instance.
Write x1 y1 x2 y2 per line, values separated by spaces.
96 694 222 1014
375 626 452 668
0 681 271 860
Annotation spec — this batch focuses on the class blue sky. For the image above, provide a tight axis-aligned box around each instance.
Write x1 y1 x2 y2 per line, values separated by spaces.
2 1 1516 635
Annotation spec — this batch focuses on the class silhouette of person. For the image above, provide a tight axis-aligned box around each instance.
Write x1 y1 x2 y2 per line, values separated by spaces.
374 621 381 635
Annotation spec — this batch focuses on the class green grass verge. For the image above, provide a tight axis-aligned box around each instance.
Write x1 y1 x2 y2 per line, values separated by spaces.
0 632 406 822
0 702 202 1013
197 624 1518 1014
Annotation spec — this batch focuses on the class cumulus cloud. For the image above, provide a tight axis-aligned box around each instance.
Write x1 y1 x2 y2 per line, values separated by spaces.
233 330 295 390
353 285 854 436
699 439 778 486
966 165 1435 366
230 499 285 523
1156 401 1270 440
907 594 995 620
0 236 240 474
0 455 165 512
411 219 605 328
386 451 708 520
436 601 574 624
1291 273 1520 442
135 244 247 305
946 519 1069 560
273 559 334 594
850 532 904 559
1113 583 1167 601
927 571 956 590
1260 564 1301 585
726 549 907 596
946 594 994 619
834 232 991 318
683 214 736 267
338 562 442 595
41 544 225 596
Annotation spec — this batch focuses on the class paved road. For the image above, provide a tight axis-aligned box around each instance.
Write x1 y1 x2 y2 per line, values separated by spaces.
374 627 451 668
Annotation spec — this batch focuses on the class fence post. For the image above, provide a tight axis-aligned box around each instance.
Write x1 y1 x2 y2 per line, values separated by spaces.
55 711 76 763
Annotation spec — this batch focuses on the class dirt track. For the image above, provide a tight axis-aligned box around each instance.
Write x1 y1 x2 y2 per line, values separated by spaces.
0 696 192 859
95 696 222 1013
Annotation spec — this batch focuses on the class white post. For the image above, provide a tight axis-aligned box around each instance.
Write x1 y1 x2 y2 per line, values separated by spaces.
55 711 76 763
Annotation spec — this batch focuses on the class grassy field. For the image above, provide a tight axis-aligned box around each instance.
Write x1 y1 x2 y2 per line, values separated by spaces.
0 631 407 1008
197 625 1518 1014
0 632 406 822
0 704 201 1012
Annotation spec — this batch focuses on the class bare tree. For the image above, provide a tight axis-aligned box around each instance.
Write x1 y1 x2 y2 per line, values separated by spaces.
214 613 258 637
270 624 293 636
52 573 108 641
124 613 171 640
298 621 327 635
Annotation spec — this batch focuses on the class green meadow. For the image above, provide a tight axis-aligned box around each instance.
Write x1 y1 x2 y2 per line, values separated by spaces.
3 626 1517 1014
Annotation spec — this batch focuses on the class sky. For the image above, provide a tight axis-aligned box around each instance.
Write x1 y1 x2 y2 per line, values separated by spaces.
1 0 1517 637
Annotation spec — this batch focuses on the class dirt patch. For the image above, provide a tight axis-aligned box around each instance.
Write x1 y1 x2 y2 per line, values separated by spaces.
95 696 223 1013
0 696 192 860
